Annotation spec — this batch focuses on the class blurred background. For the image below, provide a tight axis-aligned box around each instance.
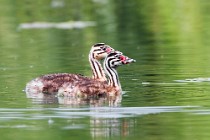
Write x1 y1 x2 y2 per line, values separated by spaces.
1 0 210 87
1 0 210 140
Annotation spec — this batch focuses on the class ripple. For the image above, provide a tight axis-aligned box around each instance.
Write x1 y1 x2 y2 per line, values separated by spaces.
174 77 210 83
62 124 86 130
0 106 198 120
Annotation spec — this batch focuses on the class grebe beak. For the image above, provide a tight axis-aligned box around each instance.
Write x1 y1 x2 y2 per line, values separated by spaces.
126 57 136 63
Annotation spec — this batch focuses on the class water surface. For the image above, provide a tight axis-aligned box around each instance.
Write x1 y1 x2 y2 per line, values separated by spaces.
1 0 210 140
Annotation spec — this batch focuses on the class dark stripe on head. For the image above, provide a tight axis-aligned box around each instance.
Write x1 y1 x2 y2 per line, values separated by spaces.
93 49 102 52
93 43 105 47
107 52 118 57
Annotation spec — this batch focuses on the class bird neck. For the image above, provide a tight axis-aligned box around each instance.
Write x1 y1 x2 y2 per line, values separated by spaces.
103 59 121 90
89 51 107 82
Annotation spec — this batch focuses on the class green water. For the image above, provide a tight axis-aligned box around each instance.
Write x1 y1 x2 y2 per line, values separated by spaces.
1 0 210 140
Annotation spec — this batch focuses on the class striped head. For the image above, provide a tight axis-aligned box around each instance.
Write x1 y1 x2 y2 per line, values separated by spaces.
105 52 136 68
90 43 114 60
104 52 136 89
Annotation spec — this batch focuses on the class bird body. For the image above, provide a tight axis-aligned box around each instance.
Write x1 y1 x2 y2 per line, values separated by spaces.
56 52 135 97
25 44 135 98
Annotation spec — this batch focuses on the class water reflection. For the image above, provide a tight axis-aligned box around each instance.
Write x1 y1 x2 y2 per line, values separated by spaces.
174 77 210 83
29 95 122 107
0 106 196 132
51 0 65 8
90 118 135 138
18 21 96 30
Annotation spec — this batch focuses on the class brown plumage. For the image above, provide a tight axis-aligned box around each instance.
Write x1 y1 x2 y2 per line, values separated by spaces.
26 73 86 94
57 78 120 98
25 51 135 98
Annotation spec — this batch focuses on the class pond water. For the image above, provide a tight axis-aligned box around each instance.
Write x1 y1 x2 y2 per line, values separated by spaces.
1 0 210 140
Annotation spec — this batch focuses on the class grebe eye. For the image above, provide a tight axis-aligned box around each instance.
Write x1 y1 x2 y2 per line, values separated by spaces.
100 46 108 52
101 46 113 53
100 46 106 51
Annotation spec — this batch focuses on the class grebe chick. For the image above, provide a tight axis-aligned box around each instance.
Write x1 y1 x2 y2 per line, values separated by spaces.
25 43 115 98
57 52 136 97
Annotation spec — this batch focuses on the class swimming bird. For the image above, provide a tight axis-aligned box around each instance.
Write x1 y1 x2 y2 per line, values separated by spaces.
57 52 136 97
25 43 114 98
25 52 135 98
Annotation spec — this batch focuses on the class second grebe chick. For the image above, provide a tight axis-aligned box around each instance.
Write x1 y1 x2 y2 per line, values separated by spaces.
57 52 136 97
